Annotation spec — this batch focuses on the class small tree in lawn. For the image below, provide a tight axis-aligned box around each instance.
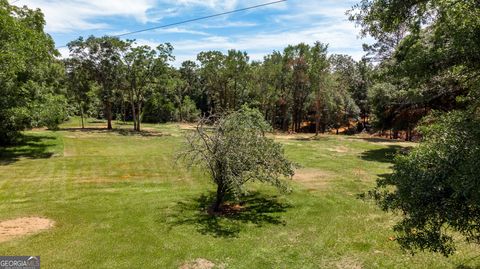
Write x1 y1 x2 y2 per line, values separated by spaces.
183 106 295 212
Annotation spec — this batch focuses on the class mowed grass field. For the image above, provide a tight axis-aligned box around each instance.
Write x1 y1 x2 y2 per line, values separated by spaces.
0 119 479 268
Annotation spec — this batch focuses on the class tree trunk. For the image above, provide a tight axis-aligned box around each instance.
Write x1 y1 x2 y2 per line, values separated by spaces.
315 99 321 136
80 106 85 129
106 101 113 130
281 104 288 132
131 101 137 131
137 103 142 132
213 184 225 212
393 130 399 139
271 107 276 130
178 98 183 122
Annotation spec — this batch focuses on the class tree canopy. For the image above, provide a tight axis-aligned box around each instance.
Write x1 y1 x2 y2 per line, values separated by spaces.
0 0 65 144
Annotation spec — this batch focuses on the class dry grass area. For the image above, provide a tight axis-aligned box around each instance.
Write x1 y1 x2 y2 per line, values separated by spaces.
293 168 333 191
179 258 221 269
0 217 54 243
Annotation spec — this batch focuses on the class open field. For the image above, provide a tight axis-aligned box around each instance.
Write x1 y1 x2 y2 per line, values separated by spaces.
0 119 479 269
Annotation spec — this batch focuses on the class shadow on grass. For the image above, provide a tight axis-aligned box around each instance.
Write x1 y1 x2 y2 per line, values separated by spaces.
348 137 409 143
292 135 333 142
360 145 411 163
0 135 55 165
163 192 291 238
60 127 166 137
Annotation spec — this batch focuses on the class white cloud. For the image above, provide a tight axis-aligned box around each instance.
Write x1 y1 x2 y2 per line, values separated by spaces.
16 0 289 33
134 20 370 67
154 27 211 36
36 0 370 64
198 21 258 29
175 0 238 10
22 0 158 32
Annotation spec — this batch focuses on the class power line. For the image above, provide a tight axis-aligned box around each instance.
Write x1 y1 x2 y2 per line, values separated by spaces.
10 0 21 4
56 0 286 49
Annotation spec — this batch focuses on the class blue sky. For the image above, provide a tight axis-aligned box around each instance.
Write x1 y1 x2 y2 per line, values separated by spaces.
14 0 372 65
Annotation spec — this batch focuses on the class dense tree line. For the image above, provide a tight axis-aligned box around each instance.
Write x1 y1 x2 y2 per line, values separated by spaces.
63 39 373 135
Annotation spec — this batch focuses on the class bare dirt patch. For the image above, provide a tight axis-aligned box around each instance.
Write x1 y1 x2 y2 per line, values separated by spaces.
334 257 363 269
179 258 221 269
0 217 55 243
293 168 332 190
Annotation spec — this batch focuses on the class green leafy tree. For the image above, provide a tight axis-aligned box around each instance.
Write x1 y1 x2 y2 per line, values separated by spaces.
179 61 205 113
0 0 63 144
123 42 174 131
68 36 128 130
175 96 200 122
183 106 295 212
330 54 372 128
34 94 68 130
284 43 313 132
369 111 480 256
224 50 250 110
197 51 227 114
258 51 290 130
309 42 330 135
64 58 96 128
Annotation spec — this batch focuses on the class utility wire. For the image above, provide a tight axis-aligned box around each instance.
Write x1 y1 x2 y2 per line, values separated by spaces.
56 0 287 49
10 0 21 4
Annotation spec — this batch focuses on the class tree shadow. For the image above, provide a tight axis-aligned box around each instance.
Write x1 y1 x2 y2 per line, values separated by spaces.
360 145 411 163
60 128 166 137
162 192 291 238
455 265 480 269
0 135 55 165
292 135 332 142
349 137 408 143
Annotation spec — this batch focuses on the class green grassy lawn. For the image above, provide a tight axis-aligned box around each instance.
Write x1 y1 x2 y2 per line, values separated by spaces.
0 119 478 268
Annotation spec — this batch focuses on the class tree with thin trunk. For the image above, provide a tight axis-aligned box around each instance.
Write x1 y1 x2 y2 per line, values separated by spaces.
64 58 94 129
182 106 295 212
123 42 174 131
309 42 330 136
68 36 126 130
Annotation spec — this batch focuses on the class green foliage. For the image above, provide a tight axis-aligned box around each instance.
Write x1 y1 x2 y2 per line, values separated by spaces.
123 42 174 131
330 55 372 125
370 111 480 255
196 50 251 113
175 96 200 122
351 0 479 136
67 36 128 129
183 106 295 211
0 1 64 144
33 94 68 130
